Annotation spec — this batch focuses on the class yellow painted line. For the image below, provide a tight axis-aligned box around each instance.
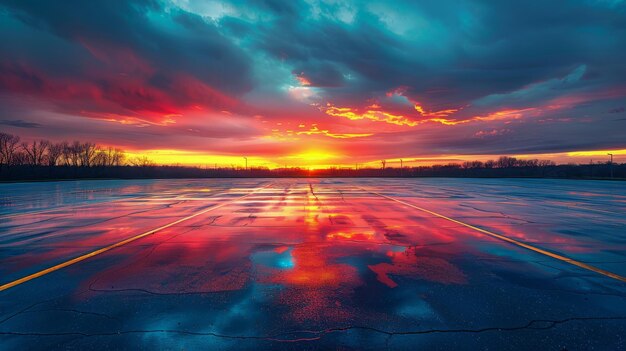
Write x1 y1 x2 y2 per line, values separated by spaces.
0 184 272 292
361 188 626 283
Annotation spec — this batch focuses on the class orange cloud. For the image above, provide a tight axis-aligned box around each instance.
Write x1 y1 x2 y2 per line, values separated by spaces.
296 76 311 86
387 88 461 119
323 104 419 127
266 124 372 140
423 108 536 125
414 104 459 118
325 104 541 126
294 72 311 86
296 125 373 139
325 87 588 129
85 112 178 127
471 108 536 121
324 102 464 127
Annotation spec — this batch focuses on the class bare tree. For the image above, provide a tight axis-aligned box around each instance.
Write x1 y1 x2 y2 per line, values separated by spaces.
0 133 21 165
59 141 72 166
538 160 556 167
65 141 82 166
111 148 126 166
47 142 64 167
521 159 539 167
98 146 126 166
92 149 107 167
128 155 155 167
496 156 517 168
21 140 50 166
79 142 98 167
462 160 484 169
11 151 28 165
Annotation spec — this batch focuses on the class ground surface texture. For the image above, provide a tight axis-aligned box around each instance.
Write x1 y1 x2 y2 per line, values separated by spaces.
1 178 625 350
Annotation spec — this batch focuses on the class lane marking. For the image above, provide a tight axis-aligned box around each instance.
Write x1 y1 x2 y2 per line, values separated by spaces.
0 184 272 292
360 187 626 283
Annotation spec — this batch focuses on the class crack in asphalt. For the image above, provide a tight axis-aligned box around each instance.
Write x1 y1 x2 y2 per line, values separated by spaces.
457 203 538 224
23 308 120 321
0 214 73 230
337 189 347 202
0 294 72 326
87 286 242 296
1 316 624 342
85 226 204 295
177 215 222 229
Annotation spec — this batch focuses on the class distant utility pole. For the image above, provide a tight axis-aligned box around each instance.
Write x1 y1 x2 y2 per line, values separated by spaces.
400 159 403 177
355 163 358 171
381 160 386 170
608 153 613 179
243 156 248 171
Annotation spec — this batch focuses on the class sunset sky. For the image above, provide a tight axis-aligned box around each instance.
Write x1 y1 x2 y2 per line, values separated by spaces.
1 0 625 168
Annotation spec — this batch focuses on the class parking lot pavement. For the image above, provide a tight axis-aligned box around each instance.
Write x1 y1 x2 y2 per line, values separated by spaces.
1 178 625 350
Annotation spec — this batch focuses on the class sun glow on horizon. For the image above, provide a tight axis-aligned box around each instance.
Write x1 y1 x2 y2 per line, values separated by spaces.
279 150 343 169
120 147 625 170
123 149 279 168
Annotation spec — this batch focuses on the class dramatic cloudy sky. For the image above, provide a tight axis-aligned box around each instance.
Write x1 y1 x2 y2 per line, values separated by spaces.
1 0 625 167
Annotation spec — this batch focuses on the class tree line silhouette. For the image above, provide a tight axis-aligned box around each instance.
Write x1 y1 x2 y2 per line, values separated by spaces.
1 132 623 180
0 132 152 168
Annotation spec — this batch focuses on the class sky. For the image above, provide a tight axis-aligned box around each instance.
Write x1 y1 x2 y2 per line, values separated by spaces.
1 0 625 168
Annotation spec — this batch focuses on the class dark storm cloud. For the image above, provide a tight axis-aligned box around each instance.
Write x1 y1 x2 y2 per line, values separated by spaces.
220 0 626 111
0 0 253 118
0 119 41 128
223 6 410 99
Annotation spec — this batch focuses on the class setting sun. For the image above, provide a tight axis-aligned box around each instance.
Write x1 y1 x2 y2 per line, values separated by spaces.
281 150 340 169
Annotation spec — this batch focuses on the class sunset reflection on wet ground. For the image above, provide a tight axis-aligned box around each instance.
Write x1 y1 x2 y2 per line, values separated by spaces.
1 178 625 349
